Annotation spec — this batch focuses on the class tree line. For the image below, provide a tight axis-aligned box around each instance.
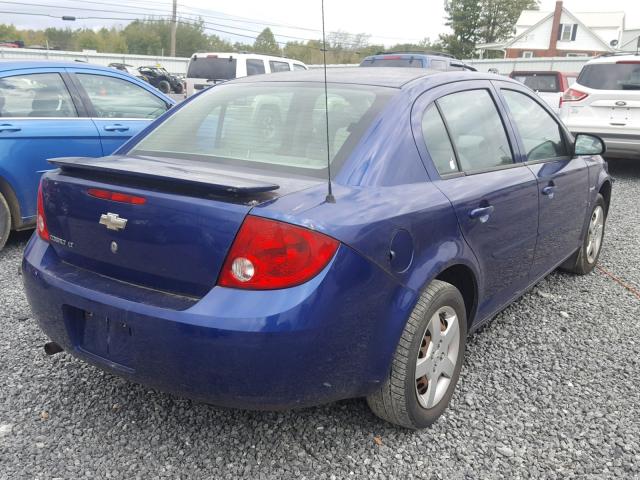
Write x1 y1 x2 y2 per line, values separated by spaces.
0 1 538 62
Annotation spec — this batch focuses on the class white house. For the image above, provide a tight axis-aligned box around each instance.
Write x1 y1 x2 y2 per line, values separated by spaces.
477 1 634 59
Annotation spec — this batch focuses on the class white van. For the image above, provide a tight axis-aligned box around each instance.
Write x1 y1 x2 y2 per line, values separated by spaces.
184 53 307 97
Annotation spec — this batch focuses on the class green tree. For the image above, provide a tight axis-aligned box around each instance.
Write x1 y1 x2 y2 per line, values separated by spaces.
253 28 280 55
441 0 539 58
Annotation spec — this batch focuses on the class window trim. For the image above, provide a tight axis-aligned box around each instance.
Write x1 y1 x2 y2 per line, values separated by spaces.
522 51 534 59
499 87 572 164
434 88 517 176
560 23 574 42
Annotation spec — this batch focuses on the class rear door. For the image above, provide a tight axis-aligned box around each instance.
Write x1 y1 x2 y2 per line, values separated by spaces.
496 82 589 277
414 82 539 318
68 70 171 154
0 69 101 222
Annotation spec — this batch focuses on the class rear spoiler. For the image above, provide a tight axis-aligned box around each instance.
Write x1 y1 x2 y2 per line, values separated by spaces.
49 156 280 195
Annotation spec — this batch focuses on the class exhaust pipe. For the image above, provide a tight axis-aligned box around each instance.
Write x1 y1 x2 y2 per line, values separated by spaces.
44 342 63 356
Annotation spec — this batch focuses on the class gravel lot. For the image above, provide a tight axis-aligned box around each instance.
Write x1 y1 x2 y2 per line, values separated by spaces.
1 160 639 479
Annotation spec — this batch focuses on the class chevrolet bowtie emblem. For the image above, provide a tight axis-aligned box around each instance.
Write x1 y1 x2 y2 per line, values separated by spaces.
99 212 128 231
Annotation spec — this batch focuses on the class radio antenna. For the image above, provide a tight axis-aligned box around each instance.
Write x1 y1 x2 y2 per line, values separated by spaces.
321 0 335 203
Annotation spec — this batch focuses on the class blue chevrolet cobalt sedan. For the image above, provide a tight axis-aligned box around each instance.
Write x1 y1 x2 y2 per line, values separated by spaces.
22 68 611 428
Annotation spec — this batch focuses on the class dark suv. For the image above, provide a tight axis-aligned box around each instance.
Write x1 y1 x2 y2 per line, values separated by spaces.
137 66 183 94
360 51 476 72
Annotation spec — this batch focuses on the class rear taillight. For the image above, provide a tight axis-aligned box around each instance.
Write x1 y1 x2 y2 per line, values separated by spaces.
218 216 339 290
562 88 588 104
36 180 49 242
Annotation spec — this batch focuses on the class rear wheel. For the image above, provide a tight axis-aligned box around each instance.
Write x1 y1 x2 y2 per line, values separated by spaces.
367 279 467 429
157 80 171 94
173 82 184 94
0 192 11 251
561 194 606 275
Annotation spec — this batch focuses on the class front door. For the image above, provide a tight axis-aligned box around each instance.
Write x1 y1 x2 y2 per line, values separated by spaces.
497 85 589 279
418 85 539 319
0 71 101 222
70 71 170 155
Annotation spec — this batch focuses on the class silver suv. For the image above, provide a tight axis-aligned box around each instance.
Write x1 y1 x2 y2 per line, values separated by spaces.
560 54 640 159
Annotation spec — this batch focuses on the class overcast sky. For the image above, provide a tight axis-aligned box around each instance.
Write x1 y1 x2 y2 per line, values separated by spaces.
3 0 640 46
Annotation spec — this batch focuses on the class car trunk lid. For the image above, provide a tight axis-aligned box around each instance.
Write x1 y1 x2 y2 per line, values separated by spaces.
42 155 318 298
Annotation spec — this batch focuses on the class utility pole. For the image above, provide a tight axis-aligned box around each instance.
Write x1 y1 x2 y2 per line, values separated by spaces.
170 0 177 57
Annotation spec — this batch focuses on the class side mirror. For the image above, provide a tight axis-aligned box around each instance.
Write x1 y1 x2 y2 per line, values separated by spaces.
574 133 605 156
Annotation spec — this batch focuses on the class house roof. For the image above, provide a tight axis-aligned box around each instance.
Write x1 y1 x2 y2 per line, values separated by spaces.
516 9 624 29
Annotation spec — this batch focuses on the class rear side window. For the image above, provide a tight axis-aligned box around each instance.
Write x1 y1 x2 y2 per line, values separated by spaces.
430 59 447 71
578 63 640 90
187 57 237 80
421 105 458 175
437 90 513 172
269 61 290 73
76 74 167 119
0 73 76 118
246 59 265 76
502 90 568 161
293 64 307 71
513 73 559 92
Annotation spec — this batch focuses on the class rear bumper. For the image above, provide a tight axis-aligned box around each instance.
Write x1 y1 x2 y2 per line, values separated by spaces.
22 236 415 409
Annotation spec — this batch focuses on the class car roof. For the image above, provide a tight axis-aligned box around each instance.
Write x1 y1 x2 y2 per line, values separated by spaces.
0 60 126 73
229 67 498 89
230 67 440 88
190 52 306 65
586 53 640 64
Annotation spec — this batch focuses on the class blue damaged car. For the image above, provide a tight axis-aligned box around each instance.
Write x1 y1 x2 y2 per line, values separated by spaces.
22 68 611 428
0 61 174 249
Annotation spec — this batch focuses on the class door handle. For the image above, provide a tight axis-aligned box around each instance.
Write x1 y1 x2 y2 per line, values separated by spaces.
468 205 494 223
542 184 556 198
0 123 21 132
103 124 130 132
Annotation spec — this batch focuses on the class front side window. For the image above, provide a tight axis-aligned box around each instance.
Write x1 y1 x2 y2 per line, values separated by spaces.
269 61 290 73
421 105 458 175
246 59 265 76
76 74 167 119
502 90 568 161
436 89 513 172
131 83 392 178
0 73 76 118
293 63 307 71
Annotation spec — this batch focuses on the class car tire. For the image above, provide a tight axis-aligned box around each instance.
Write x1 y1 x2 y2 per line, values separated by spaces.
0 192 11 251
173 83 184 94
158 80 171 94
561 194 606 275
367 279 467 429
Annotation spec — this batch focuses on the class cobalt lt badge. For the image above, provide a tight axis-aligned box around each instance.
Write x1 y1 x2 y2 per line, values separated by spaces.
110 241 118 254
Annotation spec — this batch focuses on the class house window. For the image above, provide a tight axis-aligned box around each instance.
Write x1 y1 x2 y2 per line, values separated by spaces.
566 53 588 57
522 51 534 58
560 23 577 41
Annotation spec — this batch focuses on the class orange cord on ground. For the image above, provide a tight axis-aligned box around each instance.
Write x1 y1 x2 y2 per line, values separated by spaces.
597 265 640 301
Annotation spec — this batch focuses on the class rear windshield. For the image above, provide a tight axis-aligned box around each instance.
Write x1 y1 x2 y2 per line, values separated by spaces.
187 57 237 80
360 58 424 68
512 73 559 92
130 83 394 178
578 63 640 90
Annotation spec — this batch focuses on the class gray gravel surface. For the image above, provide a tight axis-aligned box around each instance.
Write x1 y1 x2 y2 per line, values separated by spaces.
1 161 639 479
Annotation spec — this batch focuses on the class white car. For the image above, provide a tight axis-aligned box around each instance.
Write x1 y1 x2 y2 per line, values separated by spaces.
184 53 307 97
560 54 640 159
